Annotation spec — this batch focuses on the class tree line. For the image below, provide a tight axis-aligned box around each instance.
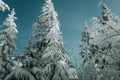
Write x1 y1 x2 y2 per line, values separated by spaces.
0 0 120 80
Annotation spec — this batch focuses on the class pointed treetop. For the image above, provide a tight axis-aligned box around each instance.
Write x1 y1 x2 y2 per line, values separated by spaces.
11 8 16 16
42 0 57 17
7 8 17 22
41 0 59 29
84 21 89 28
98 0 112 11
82 21 91 39
98 0 105 7
83 21 90 32
98 0 112 23
98 0 109 10
2 8 17 28
2 8 18 35
46 0 52 3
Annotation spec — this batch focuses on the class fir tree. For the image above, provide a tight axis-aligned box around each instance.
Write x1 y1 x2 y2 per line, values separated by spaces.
79 1 120 80
90 1 120 80
0 9 18 80
80 21 93 64
27 0 70 80
1 8 18 54
79 21 98 80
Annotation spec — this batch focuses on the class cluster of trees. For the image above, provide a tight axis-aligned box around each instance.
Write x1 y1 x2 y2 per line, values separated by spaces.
0 0 70 80
1 0 120 80
79 1 120 80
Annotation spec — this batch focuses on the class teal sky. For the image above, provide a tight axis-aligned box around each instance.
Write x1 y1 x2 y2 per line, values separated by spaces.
0 0 120 64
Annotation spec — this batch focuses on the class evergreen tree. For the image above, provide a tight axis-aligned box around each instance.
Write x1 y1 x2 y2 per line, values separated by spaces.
80 21 93 64
1 8 18 54
0 9 18 80
20 0 70 80
79 21 98 80
29 0 70 80
92 1 120 42
79 1 120 80
90 1 120 80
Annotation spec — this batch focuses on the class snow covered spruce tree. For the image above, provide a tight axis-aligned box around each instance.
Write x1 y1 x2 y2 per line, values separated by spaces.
79 21 98 80
80 21 93 64
88 1 120 80
21 0 70 80
79 1 120 80
0 9 18 80
0 0 10 12
28 0 70 80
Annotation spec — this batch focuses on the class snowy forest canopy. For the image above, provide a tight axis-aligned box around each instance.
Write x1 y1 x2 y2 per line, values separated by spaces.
0 0 120 80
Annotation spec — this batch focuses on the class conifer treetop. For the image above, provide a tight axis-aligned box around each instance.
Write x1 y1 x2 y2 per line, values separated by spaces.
84 21 89 30
2 8 18 39
98 0 105 7
46 0 52 3
8 8 17 22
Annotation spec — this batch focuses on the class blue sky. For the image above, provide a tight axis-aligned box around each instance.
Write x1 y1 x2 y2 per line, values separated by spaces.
0 0 120 64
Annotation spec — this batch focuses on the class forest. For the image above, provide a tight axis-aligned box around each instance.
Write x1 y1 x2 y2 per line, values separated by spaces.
0 0 120 80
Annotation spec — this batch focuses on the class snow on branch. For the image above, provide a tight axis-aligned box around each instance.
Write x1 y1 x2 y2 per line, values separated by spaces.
0 0 10 12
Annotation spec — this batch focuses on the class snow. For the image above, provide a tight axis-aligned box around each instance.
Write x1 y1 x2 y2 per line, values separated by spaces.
0 8 18 80
3 0 120 80
5 67 36 80
59 60 67 66
79 2 120 80
2 9 18 39
27 0 70 80
0 0 10 12
52 60 69 80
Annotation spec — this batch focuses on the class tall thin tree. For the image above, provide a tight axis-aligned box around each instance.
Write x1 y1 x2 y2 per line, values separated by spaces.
0 9 18 80
30 0 70 80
